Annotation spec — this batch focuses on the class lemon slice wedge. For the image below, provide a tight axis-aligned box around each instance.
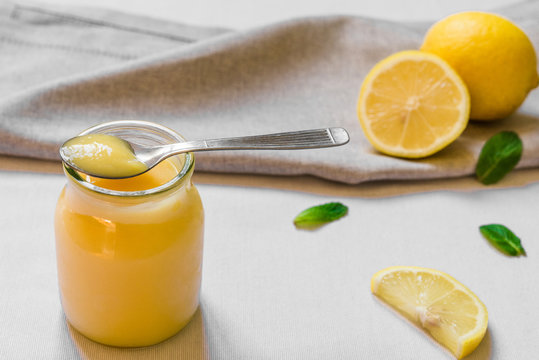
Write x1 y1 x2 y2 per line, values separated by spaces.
371 266 488 359
358 50 470 158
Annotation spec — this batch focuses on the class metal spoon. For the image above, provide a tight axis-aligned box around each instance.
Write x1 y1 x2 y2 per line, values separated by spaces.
60 127 350 179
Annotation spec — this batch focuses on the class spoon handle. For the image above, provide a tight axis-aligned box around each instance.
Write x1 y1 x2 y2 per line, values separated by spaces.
165 127 349 154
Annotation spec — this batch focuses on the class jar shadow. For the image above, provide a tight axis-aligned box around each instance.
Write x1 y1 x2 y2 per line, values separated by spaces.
64 306 208 359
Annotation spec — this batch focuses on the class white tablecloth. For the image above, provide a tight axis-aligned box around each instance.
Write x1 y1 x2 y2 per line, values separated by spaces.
2 169 538 359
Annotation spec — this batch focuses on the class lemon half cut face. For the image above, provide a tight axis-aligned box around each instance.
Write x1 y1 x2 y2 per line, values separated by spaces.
358 50 470 158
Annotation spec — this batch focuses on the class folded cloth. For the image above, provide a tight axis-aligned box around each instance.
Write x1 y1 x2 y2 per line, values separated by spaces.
1 1 539 184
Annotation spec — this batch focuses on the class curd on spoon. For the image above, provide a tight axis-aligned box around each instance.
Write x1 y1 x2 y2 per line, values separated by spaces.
60 134 147 178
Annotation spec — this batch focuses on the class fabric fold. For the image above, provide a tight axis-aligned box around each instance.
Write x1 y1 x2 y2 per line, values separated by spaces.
1 1 539 184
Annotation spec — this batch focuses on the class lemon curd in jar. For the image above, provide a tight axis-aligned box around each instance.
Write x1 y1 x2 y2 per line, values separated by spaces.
54 124 204 347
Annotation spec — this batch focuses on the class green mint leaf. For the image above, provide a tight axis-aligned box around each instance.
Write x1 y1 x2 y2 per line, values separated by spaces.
294 202 348 229
479 224 526 256
475 131 522 185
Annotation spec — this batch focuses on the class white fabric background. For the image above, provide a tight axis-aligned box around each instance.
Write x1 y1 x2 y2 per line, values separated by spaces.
2 170 538 359
1 0 538 359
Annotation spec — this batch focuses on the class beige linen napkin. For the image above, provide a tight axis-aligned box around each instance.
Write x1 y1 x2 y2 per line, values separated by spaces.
1 1 539 184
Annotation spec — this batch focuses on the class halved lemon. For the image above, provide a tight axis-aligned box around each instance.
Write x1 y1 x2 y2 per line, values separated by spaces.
371 266 488 359
358 50 470 158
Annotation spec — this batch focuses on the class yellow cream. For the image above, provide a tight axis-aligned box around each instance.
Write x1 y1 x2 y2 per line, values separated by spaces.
55 157 204 347
61 134 147 178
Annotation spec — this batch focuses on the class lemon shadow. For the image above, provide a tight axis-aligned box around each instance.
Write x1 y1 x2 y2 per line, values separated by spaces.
65 306 208 360
464 112 539 140
464 328 492 360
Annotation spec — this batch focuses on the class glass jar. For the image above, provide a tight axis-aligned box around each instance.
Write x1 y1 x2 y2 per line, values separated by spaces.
54 121 204 347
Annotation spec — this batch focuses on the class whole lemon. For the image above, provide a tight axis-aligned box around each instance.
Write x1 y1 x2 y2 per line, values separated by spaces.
421 11 539 120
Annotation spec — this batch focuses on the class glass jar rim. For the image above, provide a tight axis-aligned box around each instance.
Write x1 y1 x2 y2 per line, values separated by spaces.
63 120 194 197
